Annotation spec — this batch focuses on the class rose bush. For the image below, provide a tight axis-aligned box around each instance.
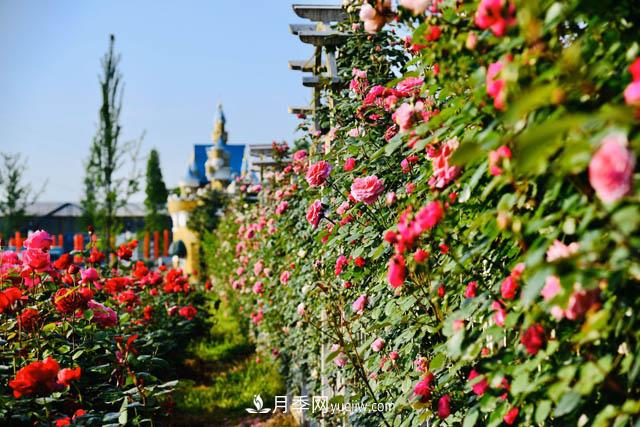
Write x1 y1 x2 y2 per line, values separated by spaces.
0 231 203 425
205 1 640 425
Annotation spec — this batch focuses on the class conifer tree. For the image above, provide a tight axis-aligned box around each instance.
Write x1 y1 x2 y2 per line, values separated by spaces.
144 149 169 232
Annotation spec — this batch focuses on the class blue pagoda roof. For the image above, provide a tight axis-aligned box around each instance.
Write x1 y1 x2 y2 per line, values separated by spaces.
191 143 245 185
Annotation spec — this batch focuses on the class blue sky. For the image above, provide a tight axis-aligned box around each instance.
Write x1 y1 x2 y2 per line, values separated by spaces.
0 0 334 201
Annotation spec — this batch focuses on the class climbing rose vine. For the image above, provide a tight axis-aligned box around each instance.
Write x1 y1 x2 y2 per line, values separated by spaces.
207 1 640 425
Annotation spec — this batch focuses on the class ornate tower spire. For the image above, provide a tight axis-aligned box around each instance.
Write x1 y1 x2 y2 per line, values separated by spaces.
211 102 227 147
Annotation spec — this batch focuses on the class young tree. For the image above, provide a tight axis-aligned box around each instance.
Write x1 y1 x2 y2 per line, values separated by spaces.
0 153 45 236
81 35 141 251
144 148 169 232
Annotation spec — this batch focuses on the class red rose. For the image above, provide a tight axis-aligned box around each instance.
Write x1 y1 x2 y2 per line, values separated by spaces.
53 253 72 270
566 288 600 320
465 281 478 298
413 373 434 399
178 305 197 320
503 407 519 425
105 277 132 294
17 308 40 332
343 157 356 171
53 288 91 314
521 324 546 355
9 357 61 398
413 248 429 263
387 254 406 288
0 287 23 313
305 160 332 187
437 394 451 419
500 276 518 299
57 367 81 386
117 243 133 260
468 369 489 396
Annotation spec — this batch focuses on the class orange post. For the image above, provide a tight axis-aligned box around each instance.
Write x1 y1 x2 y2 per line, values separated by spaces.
51 235 57 247
15 232 22 253
153 231 159 260
143 232 150 259
163 229 169 257
58 234 64 248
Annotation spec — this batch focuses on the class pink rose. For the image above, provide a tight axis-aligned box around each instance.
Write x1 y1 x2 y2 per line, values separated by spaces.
546 240 580 262
624 81 640 105
415 201 444 232
492 301 506 326
395 76 424 93
275 201 289 215
392 103 415 132
488 145 512 176
87 299 118 328
371 337 385 352
22 248 50 272
359 2 376 20
280 270 291 284
347 127 361 137
80 268 99 283
350 175 384 205
336 201 350 215
352 295 368 314
475 0 516 37
24 230 52 250
252 281 263 294
385 192 396 206
486 61 507 110
541 275 561 301
306 200 323 228
296 303 305 316
466 32 478 50
293 149 307 161
588 133 635 203
305 160 332 187
399 0 431 15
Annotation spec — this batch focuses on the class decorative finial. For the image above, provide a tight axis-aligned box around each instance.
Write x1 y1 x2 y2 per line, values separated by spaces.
212 102 227 146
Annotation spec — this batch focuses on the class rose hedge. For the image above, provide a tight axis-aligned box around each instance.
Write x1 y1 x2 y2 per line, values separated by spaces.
207 1 640 426
1 232 203 426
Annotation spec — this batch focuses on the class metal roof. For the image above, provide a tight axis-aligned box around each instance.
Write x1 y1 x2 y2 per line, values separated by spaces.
23 202 146 218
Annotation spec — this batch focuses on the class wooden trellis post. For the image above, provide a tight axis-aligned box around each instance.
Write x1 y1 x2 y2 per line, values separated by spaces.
289 4 348 426
289 4 347 133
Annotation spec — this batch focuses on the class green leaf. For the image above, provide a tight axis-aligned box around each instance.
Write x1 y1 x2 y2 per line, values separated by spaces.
385 134 404 156
554 392 581 417
430 353 446 371
118 397 128 425
536 400 552 424
463 409 479 427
